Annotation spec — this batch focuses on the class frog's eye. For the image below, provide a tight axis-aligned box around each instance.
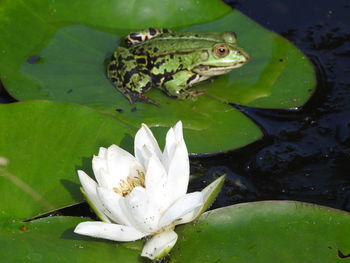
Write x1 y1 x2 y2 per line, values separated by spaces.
213 44 230 58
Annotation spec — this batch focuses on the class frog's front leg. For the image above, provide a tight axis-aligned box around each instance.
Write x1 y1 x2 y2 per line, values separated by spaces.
162 71 205 100
108 47 157 105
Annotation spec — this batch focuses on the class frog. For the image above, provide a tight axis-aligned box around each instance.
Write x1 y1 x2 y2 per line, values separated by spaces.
107 28 249 105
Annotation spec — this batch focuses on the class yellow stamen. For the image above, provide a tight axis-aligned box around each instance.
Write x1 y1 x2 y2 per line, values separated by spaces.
113 170 145 196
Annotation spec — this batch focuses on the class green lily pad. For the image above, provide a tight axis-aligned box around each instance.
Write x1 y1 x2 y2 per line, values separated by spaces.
0 100 134 219
2 201 349 262
0 0 315 153
17 23 262 154
0 216 142 263
173 201 350 263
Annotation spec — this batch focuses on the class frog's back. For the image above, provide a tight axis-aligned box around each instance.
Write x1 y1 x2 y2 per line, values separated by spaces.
157 32 226 42
130 32 228 56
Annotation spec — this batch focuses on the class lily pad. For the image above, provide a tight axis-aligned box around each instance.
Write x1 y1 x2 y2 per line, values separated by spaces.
17 24 262 154
0 100 134 219
0 216 142 263
1 201 349 262
173 201 350 263
0 0 315 153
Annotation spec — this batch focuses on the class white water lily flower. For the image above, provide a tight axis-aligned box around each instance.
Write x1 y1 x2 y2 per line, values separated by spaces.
74 121 225 260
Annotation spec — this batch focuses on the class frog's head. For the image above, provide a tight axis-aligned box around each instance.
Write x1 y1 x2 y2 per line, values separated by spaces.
193 32 250 76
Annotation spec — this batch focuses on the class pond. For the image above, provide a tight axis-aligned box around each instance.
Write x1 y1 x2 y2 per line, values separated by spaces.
0 0 349 261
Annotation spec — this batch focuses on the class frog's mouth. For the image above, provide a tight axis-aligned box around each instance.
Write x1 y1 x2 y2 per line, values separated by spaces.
194 63 246 76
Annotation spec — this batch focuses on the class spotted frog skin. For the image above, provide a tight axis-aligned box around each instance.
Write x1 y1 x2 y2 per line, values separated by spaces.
107 28 249 105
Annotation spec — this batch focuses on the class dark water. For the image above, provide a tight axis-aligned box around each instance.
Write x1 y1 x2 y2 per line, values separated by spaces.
194 0 350 211
0 82 15 103
1 0 350 217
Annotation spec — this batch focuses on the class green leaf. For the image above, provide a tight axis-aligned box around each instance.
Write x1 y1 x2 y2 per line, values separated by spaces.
0 100 133 220
0 0 315 153
3 201 349 262
17 24 262 154
0 216 143 263
173 201 350 263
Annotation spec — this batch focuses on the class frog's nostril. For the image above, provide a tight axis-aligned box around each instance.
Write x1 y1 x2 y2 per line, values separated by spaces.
239 51 250 61
236 49 250 61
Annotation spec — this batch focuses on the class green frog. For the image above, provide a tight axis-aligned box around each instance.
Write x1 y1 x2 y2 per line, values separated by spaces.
107 28 249 105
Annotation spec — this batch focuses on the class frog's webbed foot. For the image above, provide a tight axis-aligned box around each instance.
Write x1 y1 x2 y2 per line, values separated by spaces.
166 89 206 100
124 89 159 106
126 28 172 46
116 79 159 106
180 89 206 99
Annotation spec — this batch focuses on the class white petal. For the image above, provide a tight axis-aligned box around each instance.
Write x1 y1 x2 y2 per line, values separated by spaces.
77 170 110 222
106 144 142 176
173 121 183 141
93 145 144 190
141 230 178 260
145 155 171 212
96 187 133 226
134 124 162 168
97 147 107 159
124 186 161 233
74 221 147 242
177 175 226 225
107 145 144 185
138 144 154 170
166 139 190 202
92 155 109 188
163 121 184 170
163 127 176 170
158 191 203 228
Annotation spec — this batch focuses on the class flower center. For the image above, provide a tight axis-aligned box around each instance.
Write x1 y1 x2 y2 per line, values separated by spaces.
113 169 145 196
